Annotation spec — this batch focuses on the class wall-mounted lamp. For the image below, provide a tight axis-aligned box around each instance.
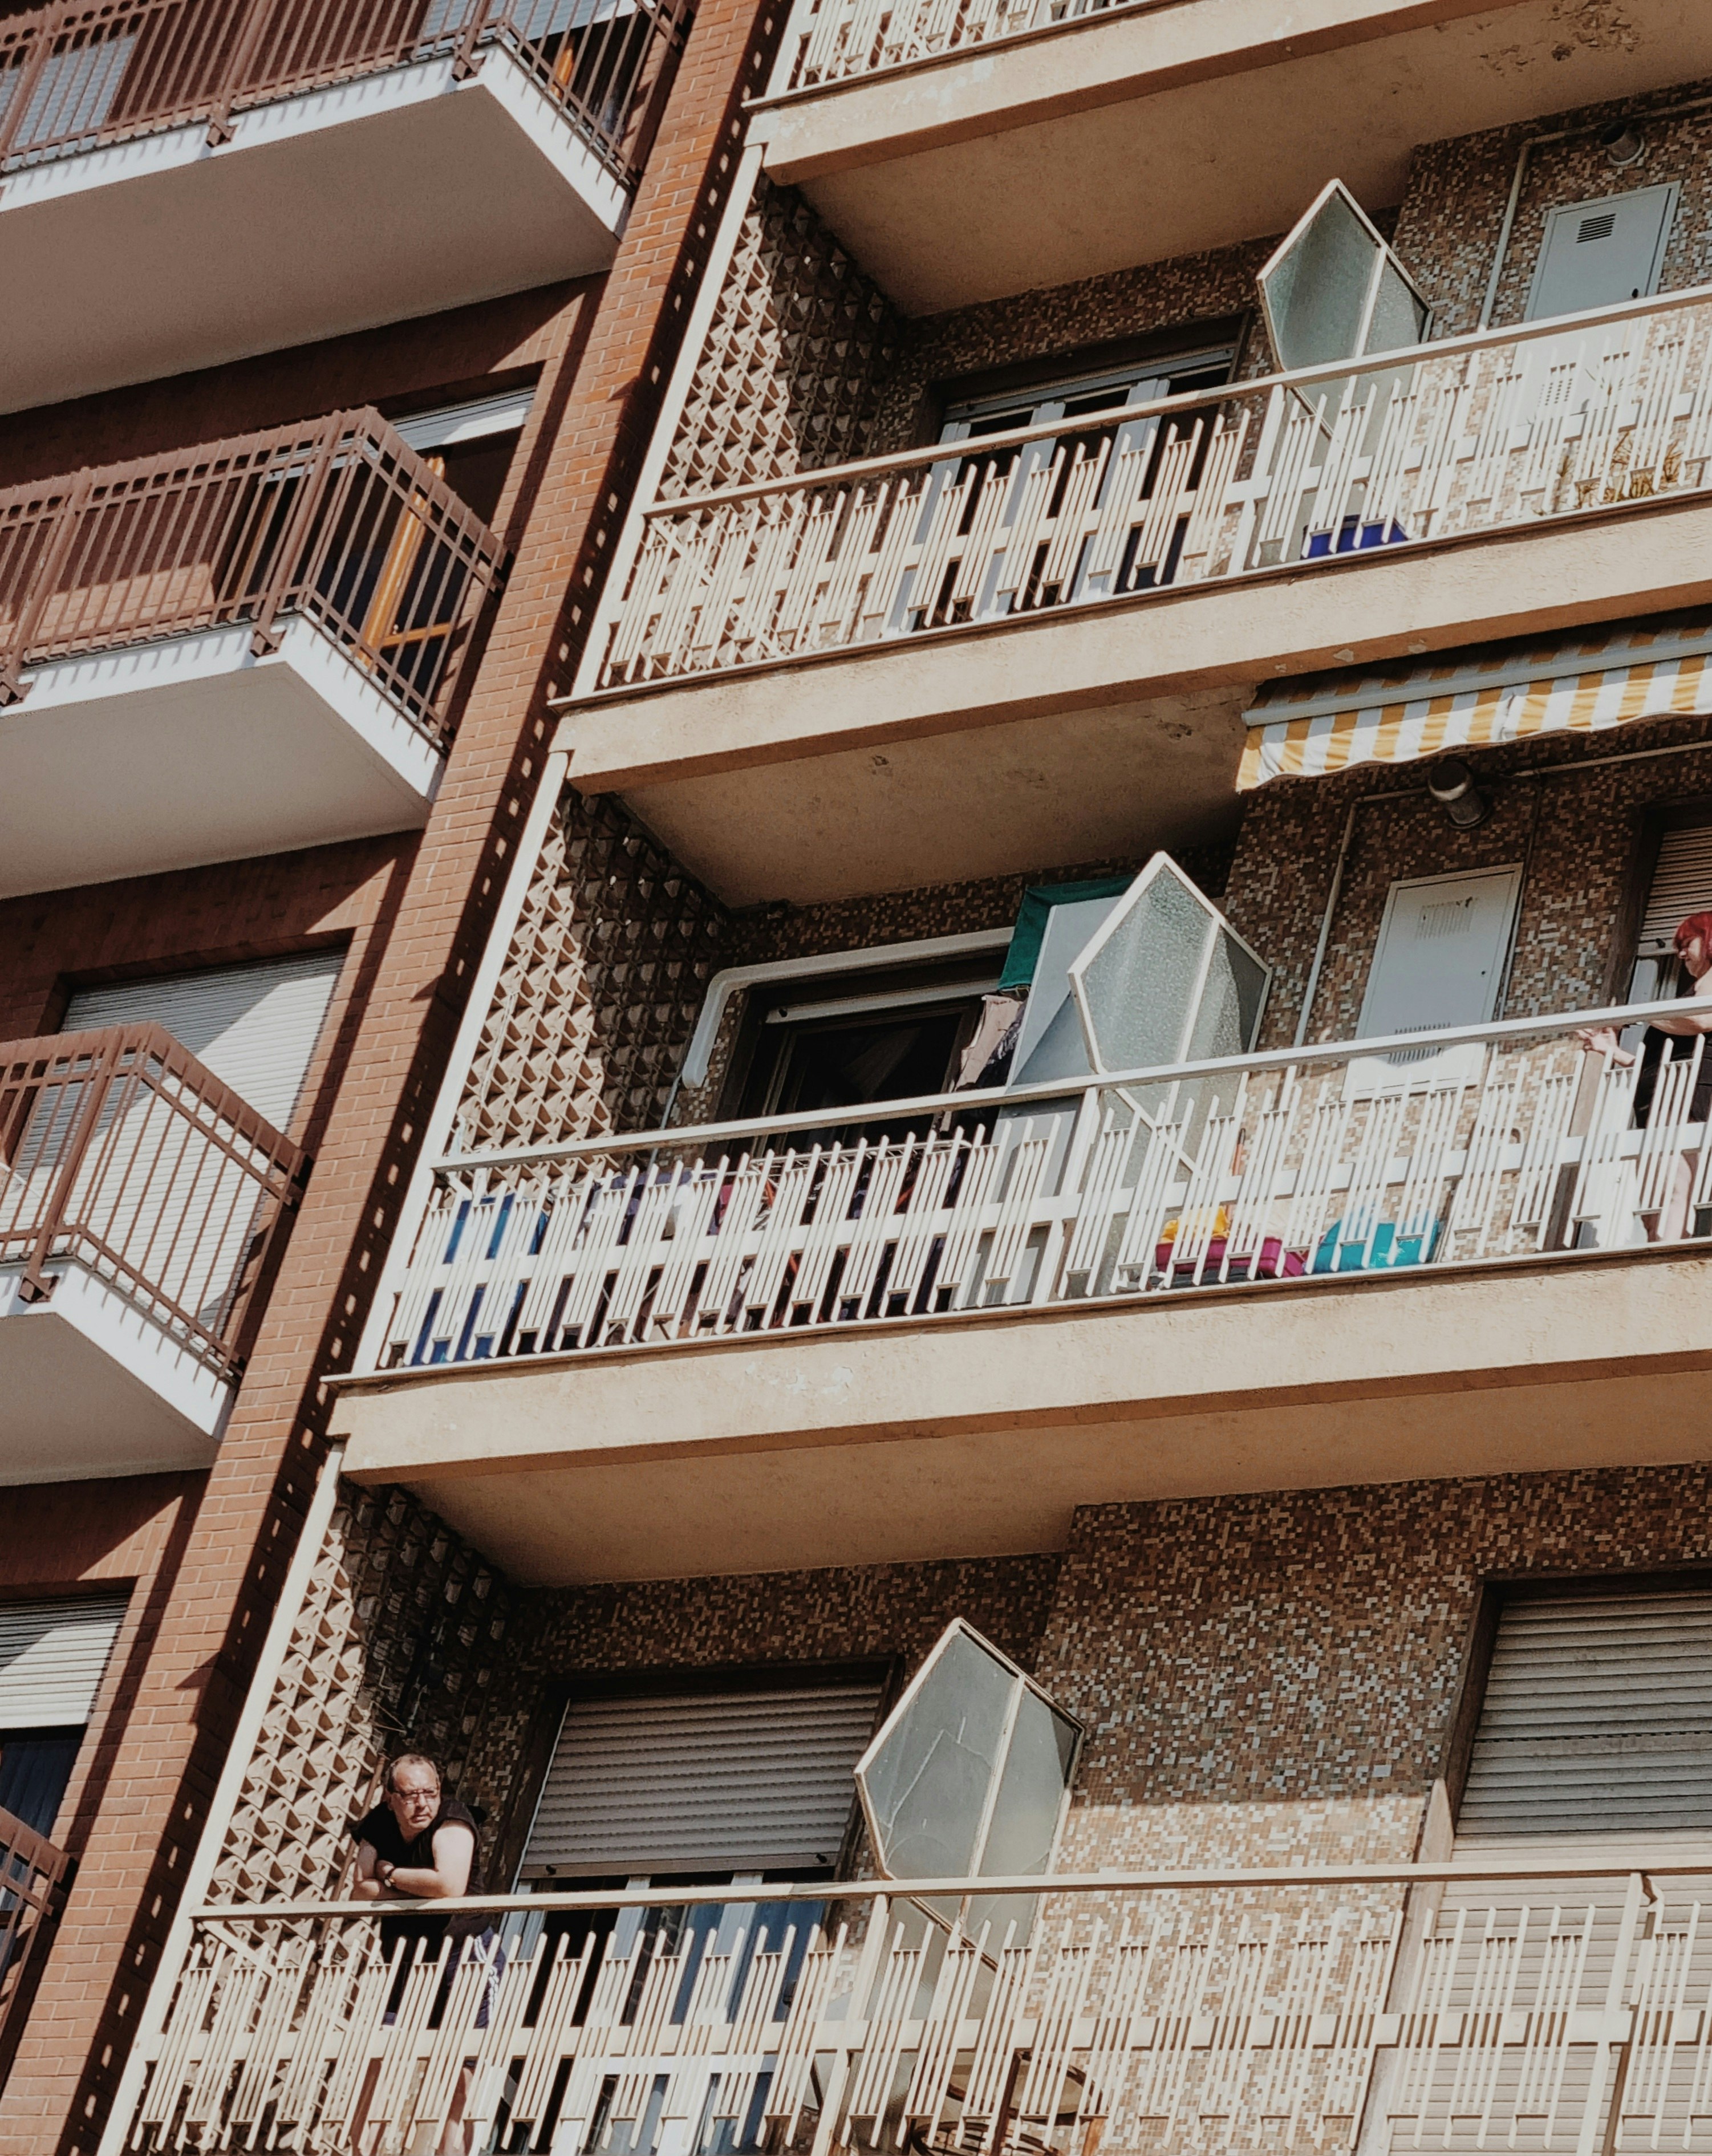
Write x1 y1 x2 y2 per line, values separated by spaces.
1427 758 1491 829
1600 121 1646 168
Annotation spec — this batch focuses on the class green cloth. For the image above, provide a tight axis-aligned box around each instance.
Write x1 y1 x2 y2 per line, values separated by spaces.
997 876 1134 992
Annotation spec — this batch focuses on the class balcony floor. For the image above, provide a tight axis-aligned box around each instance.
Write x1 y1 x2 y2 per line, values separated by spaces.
565 488 1712 906
0 1262 229 1482
0 614 442 895
333 1241 1712 1583
0 48 627 413
757 0 1712 313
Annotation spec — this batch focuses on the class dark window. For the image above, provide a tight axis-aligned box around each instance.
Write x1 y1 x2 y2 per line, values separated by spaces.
0 1727 81 1840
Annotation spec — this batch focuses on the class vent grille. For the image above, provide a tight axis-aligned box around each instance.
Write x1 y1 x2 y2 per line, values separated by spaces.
1578 212 1618 243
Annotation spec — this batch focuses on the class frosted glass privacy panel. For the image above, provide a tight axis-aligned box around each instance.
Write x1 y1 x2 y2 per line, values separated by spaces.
1260 180 1430 371
855 1619 1082 1883
1070 855 1270 1077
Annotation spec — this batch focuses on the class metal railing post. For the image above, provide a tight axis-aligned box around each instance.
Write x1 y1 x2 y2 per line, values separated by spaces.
0 2 70 165
450 0 497 80
247 412 344 656
204 0 278 144
0 464 92 705
15 1028 124 1307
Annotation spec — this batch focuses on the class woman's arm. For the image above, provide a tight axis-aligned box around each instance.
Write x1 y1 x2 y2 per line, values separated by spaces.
1646 1004 1712 1038
375 1821 476 1902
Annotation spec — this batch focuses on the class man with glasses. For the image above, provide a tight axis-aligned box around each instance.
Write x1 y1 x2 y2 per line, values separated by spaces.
350 1753 497 2153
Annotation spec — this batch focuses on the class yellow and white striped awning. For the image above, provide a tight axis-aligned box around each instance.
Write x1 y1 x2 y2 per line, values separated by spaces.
1239 615 1712 790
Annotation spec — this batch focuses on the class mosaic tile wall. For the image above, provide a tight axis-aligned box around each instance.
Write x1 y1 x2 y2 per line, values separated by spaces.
659 174 902 499
1040 1460 1712 1871
455 782 729 1151
656 172 1280 494
462 1554 1064 1861
1394 81 1712 338
212 1485 517 1901
1221 714 1712 1050
670 837 1236 1124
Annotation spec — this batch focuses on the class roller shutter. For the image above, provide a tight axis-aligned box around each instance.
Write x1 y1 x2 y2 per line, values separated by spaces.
0 1594 128 1731
62 949 344 1133
1639 826 1712 957
522 1684 883 1879
1458 1590 1712 1848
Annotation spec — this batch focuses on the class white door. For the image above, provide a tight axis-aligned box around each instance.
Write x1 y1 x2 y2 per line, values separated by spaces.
1525 184 1678 322
1350 866 1520 1089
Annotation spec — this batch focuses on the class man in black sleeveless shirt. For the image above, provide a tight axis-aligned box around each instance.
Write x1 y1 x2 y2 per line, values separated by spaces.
350 1755 498 2152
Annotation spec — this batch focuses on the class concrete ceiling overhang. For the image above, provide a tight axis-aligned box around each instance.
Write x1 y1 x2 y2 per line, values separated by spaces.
332 1244 1712 1583
752 0 1712 313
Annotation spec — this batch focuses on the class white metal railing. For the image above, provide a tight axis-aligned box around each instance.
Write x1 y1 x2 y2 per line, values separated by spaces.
127 1857 1712 2152
593 285 1712 691
778 0 1157 91
367 997 1711 1376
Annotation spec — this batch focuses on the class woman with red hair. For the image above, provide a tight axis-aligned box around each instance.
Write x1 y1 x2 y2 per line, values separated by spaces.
1578 912 1712 1240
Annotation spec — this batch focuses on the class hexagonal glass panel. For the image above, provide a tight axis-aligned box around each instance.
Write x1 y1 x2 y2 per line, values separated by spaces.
1068 854 1270 1078
854 1620 1081 1892
1259 179 1430 372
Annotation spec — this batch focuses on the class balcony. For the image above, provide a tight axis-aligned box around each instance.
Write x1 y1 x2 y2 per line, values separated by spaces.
334 996 1712 1582
750 0 1712 311
0 1804 73 2096
124 1857 1712 2152
0 408 505 895
0 0 691 410
567 285 1712 905
0 1022 305 1480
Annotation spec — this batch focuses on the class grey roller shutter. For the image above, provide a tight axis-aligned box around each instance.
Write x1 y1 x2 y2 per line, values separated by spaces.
1639 826 1712 956
1458 1591 1712 1848
522 1684 883 1879
63 949 344 1133
0 1594 128 1729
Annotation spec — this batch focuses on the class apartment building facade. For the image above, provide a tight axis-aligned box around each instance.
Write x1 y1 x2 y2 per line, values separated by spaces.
0 0 793 2147
48 0 1712 2152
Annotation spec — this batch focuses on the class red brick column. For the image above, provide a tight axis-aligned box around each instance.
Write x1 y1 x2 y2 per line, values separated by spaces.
0 0 784 2143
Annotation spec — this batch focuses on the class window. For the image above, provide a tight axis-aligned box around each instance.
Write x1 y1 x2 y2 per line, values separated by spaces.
0 1595 127 1842
1629 817 1712 1003
1458 1586 1712 1851
726 952 1003 1123
1525 184 1679 323
387 386 534 526
938 341 1238 445
62 949 345 1134
521 1682 883 1884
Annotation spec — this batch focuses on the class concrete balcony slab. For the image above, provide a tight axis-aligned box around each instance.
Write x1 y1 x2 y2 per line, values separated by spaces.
332 1243 1712 1584
0 47 627 413
563 489 1712 907
0 614 442 896
753 0 1712 313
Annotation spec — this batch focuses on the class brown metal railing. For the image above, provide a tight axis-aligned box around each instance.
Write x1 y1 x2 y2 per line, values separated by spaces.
0 408 506 746
0 1803 75 2094
0 0 692 188
0 1023 307 1378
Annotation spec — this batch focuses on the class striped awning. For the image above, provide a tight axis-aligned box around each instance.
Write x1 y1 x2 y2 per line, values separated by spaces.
1239 615 1712 790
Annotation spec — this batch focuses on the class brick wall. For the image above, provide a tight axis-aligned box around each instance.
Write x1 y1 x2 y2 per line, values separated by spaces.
0 283 590 490
0 0 792 2135
0 833 413 1148
0 1477 198 1857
